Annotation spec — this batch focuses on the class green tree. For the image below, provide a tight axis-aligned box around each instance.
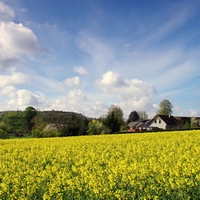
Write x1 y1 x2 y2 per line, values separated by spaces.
108 105 124 125
41 129 61 138
104 111 119 133
23 106 37 134
61 122 79 136
87 120 106 135
0 122 7 131
4 111 23 133
78 115 89 136
184 121 191 129
0 129 9 139
138 111 148 120
157 99 173 115
104 105 124 133
127 110 139 123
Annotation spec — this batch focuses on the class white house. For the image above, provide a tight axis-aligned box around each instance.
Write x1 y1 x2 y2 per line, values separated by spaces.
148 114 178 130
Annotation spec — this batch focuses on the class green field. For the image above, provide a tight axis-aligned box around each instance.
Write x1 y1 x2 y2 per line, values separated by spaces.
0 130 200 199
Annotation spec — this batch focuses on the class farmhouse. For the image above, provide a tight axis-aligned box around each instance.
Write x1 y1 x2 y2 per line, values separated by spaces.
127 119 150 132
126 114 200 132
148 114 178 130
148 115 200 130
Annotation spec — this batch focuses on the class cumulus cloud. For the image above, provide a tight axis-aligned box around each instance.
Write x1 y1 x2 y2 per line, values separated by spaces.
119 97 157 119
68 89 87 102
188 109 200 117
1 86 16 98
97 71 155 98
16 90 47 106
96 71 156 118
0 84 50 111
172 103 200 117
0 1 14 21
5 89 50 109
96 71 127 90
0 22 42 56
51 89 108 117
52 89 87 111
0 54 23 72
64 76 81 87
73 66 87 75
0 1 45 72
0 72 29 87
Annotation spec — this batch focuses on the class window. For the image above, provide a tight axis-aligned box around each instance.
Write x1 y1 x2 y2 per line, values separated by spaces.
159 119 161 124
155 119 157 123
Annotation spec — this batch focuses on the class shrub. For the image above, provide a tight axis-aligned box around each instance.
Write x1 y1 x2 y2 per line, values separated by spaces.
0 128 10 139
41 130 61 138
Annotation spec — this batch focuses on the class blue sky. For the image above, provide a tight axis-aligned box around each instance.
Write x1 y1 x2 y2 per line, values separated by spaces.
0 0 200 118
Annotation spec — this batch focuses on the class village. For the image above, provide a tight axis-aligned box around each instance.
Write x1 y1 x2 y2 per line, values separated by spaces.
126 114 200 132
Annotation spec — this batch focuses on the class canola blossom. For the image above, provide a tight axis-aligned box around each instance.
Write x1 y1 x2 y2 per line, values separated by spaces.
0 130 200 199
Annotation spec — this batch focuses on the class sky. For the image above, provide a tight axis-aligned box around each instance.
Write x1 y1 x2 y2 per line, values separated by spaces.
0 0 200 119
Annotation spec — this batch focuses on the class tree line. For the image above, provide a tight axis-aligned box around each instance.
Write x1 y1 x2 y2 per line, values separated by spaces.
0 99 175 138
0 106 148 138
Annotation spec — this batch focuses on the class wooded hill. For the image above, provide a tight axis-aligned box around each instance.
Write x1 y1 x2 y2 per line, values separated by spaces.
0 109 90 138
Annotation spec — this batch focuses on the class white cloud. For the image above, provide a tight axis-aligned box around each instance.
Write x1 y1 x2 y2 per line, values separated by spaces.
17 90 48 106
96 71 127 90
6 90 50 109
1 86 16 98
73 66 87 75
64 76 81 87
0 86 50 111
119 97 156 119
188 109 200 117
17 90 38 106
68 89 87 102
0 1 14 21
0 53 23 72
0 22 42 56
53 89 87 109
96 71 156 118
0 72 29 87
0 1 45 72
97 71 155 98
172 103 200 117
51 89 108 117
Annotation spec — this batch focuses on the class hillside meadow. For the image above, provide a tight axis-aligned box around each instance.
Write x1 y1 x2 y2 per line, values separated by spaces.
0 130 200 199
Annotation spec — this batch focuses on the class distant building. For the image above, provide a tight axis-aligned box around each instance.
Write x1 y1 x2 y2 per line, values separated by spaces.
148 114 178 130
127 114 200 132
127 120 150 132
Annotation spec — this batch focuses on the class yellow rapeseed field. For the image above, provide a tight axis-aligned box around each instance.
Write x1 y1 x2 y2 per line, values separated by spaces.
0 130 200 199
